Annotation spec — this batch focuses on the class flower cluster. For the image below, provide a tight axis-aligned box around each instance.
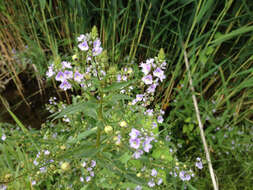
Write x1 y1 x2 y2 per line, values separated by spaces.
46 27 105 91
32 150 54 174
169 164 195 182
132 54 166 107
147 168 163 188
129 128 155 159
46 61 84 91
80 160 97 183
77 34 103 56
116 67 134 94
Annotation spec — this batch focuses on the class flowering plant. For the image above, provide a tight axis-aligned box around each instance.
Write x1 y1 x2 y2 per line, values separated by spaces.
0 27 204 190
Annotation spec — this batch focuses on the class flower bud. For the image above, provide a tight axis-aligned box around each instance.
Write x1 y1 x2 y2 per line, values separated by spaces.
91 26 98 39
72 54 78 61
5 173 12 180
127 67 133 74
158 48 165 61
104 125 113 134
60 145 66 150
119 121 127 127
61 162 70 171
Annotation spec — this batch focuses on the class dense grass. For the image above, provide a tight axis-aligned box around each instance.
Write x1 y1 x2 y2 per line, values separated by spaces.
1 0 253 189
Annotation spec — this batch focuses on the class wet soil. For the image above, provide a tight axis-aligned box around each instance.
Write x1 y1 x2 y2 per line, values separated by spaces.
0 73 57 129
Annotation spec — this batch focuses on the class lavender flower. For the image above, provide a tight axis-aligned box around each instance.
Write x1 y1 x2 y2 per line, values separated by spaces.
81 161 86 167
59 80 72 91
74 71 84 83
0 185 7 190
195 158 203 169
157 178 163 185
131 99 138 105
80 177 84 182
133 150 144 159
77 34 86 42
78 40 89 51
40 167 47 173
93 39 101 47
136 94 144 101
93 39 103 56
143 137 153 152
91 160 96 167
157 115 164 123
135 186 142 190
145 109 153 116
31 180 36 186
129 128 141 139
129 138 141 149
140 63 151 75
90 171 95 177
1 134 6 141
153 67 166 82
146 58 154 64
179 171 191 181
151 169 157 177
117 74 121 82
46 66 55 78
152 122 158 129
33 160 38 166
86 176 91 182
142 74 153 85
148 180 155 187
122 75 127 81
161 61 167 67
55 71 66 82
61 61 72 69
147 83 157 93
64 70 73 79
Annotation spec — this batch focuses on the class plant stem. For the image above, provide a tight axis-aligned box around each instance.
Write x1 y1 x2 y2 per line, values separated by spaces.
96 91 104 147
183 45 219 190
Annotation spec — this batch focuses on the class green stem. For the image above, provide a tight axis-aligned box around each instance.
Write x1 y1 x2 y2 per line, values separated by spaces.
96 91 104 147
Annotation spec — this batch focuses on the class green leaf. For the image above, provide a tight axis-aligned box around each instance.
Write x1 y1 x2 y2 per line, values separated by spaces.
51 100 98 120
185 117 191 123
125 173 145 185
120 182 139 189
206 46 214 55
40 0 46 10
104 94 132 102
102 80 135 92
67 127 97 144
211 26 253 45
129 159 143 170
119 152 132 164
80 185 89 190
152 147 173 161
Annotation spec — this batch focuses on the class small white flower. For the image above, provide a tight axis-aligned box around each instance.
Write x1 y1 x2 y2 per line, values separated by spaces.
1 134 6 141
81 161 86 167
